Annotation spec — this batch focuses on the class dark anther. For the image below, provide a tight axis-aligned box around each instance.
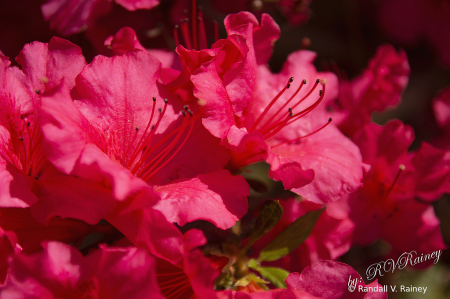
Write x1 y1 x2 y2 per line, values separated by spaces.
34 89 41 94
151 125 155 130
152 97 156 101
328 117 332 122
181 110 186 116
316 79 321 83
319 90 322 96
187 109 193 116
135 127 139 131
164 98 168 103
19 137 24 141
289 77 294 82
289 112 294 117
27 122 31 127
288 108 292 112
183 105 188 110
20 115 24 119
287 83 291 89
158 108 162 113
303 79 307 84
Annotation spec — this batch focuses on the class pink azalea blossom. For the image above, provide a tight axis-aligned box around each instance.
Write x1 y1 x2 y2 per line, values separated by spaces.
286 260 387 299
346 120 448 259
0 241 164 298
332 44 410 137
169 12 365 204
432 86 450 151
38 48 249 264
41 0 160 36
0 228 18 284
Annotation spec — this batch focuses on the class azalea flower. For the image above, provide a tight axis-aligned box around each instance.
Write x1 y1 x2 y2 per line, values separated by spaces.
38 47 249 263
331 44 410 137
286 261 387 299
41 0 160 36
0 241 164 298
161 12 366 204
432 86 450 152
345 120 449 260
0 38 112 261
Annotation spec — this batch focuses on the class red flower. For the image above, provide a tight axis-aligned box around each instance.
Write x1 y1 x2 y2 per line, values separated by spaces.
41 0 160 36
346 120 448 258
0 241 164 298
333 44 410 137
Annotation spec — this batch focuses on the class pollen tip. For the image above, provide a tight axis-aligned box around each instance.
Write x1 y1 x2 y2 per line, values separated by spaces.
289 112 294 117
27 122 31 127
303 79 307 84
321 79 327 85
20 115 24 119
151 124 155 130
289 77 294 82
152 97 156 101
164 98 168 103
158 108 162 113
319 90 322 96
188 109 193 116
287 83 291 89
34 89 41 94
399 164 405 171
19 137 24 141
183 105 189 110
197 98 206 106
288 108 292 112
181 110 186 116
40 76 49 84
135 127 139 131
315 79 321 84
328 117 332 122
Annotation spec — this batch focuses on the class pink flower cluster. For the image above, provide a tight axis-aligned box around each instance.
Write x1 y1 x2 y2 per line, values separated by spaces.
0 4 449 298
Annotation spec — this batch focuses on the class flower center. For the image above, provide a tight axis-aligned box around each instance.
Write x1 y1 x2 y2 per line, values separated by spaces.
1 112 48 180
120 99 200 181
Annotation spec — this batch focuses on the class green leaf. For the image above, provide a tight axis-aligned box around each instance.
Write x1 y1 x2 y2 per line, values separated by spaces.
241 200 282 253
247 259 260 270
258 208 325 262
256 267 290 288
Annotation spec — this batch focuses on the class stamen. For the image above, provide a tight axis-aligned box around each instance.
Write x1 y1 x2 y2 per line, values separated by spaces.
383 164 405 200
140 113 199 181
180 18 193 49
130 100 168 174
259 78 307 132
174 25 180 46
126 97 157 169
192 0 198 50
287 81 326 125
271 118 333 148
251 77 293 132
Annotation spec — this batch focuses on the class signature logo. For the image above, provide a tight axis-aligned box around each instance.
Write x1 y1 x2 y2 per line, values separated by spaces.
366 250 441 280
